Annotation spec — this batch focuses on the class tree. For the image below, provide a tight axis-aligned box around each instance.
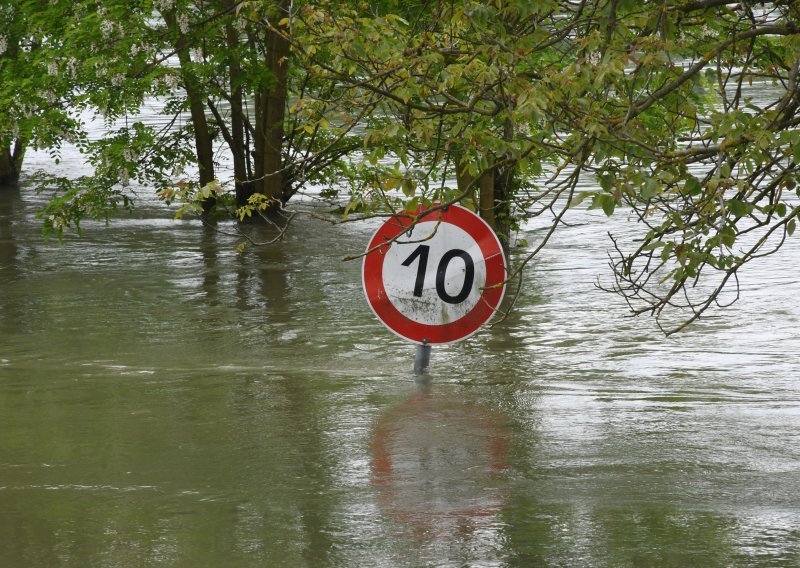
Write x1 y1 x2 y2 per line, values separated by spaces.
6 0 358 235
0 1 88 186
6 0 800 333
287 0 800 333
156 0 295 214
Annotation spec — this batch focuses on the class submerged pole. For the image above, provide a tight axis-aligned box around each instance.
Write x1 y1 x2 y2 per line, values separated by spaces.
413 339 431 376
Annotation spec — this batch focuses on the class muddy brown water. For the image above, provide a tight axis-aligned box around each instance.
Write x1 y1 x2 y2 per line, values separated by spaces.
1 142 800 566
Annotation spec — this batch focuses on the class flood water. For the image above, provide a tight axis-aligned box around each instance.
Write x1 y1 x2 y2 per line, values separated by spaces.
2 147 800 567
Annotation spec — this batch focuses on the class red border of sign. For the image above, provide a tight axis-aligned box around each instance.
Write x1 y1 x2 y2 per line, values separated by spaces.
362 204 506 344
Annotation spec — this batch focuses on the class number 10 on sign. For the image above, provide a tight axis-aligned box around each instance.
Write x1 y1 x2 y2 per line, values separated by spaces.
362 205 507 345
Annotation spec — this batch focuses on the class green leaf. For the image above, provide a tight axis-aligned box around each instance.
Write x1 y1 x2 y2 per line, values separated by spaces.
661 242 674 261
592 193 616 216
598 173 613 192
721 226 736 247
788 219 796 237
727 199 748 218
684 176 702 196
569 191 593 208
640 177 659 200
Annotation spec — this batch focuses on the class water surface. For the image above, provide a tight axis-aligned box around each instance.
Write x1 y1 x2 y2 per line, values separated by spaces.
1 151 800 566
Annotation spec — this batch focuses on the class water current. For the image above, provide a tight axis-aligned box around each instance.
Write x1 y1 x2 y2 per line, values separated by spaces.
1 125 800 567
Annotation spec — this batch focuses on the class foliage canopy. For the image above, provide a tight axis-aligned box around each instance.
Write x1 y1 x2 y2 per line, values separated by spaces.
2 0 800 333
289 0 800 333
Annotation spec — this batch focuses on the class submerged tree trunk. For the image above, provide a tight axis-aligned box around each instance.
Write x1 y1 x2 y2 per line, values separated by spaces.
253 0 290 214
457 162 495 225
492 162 514 250
0 140 24 186
221 0 250 208
163 12 216 214
456 158 511 250
454 117 515 251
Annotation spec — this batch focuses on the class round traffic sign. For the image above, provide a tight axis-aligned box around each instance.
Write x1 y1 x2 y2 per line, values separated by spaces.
362 204 506 344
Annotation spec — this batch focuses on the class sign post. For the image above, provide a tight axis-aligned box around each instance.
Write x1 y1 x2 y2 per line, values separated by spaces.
413 339 431 376
362 204 506 372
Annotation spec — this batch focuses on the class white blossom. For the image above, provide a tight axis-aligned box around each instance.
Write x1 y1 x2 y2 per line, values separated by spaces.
47 61 58 76
0 36 7 55
164 73 179 90
101 19 114 39
234 16 247 33
156 0 174 12
177 12 190 35
66 57 78 79
588 51 601 67
701 25 717 39
119 168 130 187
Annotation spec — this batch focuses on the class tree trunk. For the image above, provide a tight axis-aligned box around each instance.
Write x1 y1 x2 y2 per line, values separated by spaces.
456 158 512 253
492 163 514 251
164 12 216 214
253 0 290 214
0 140 24 186
1 23 23 187
456 160 497 230
458 117 515 251
222 0 251 208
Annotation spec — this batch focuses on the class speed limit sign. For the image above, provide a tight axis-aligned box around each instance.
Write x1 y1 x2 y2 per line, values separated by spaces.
362 204 506 344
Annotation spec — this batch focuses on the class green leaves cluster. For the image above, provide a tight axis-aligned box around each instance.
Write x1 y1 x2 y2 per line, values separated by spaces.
287 0 800 331
3 0 800 332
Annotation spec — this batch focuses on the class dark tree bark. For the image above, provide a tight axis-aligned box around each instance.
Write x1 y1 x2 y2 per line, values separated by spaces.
163 12 216 214
0 140 24 187
456 157 511 250
253 0 290 214
222 0 251 208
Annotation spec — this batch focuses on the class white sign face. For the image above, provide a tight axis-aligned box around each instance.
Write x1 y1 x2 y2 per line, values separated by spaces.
362 205 506 345
381 222 486 326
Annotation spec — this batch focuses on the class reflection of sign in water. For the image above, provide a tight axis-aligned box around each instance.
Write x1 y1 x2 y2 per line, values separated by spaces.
371 390 509 537
362 205 506 344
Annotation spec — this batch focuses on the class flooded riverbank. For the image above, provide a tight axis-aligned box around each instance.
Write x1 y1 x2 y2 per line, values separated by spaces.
2 153 800 566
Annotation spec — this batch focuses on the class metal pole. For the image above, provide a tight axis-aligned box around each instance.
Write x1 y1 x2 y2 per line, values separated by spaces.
413 339 432 376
